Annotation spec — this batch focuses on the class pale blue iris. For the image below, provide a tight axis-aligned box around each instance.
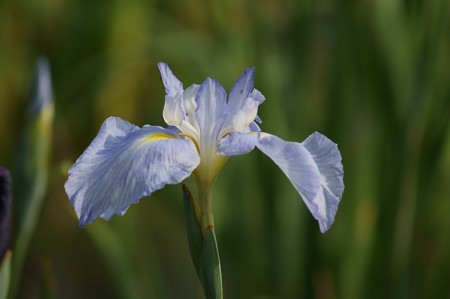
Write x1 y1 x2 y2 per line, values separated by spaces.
65 63 344 233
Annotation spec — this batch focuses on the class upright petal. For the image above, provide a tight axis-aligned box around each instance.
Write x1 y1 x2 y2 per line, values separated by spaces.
158 62 183 96
219 67 263 136
248 88 265 105
195 78 228 151
180 84 201 139
65 117 200 226
247 89 265 131
228 67 255 114
219 98 260 137
158 62 185 127
256 133 344 233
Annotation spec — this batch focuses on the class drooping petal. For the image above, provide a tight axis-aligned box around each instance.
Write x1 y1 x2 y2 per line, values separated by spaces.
247 121 261 133
256 132 343 233
195 78 228 151
302 132 345 201
158 62 185 127
217 132 257 156
65 117 200 226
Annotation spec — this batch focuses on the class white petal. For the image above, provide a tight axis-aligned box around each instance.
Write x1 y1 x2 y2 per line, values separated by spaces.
195 78 228 152
157 62 183 96
227 67 255 114
181 84 201 138
249 88 265 104
217 132 258 156
220 97 260 137
302 132 344 201
158 62 185 127
64 117 200 226
219 67 264 136
256 133 344 233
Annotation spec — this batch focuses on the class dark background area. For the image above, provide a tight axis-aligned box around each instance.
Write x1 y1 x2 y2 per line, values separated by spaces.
0 0 449 298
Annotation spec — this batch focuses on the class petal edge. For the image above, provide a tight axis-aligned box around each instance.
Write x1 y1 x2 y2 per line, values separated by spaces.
256 133 344 233
65 118 200 226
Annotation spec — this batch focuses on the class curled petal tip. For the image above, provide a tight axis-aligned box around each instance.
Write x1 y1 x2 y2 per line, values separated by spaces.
157 62 183 96
256 133 344 233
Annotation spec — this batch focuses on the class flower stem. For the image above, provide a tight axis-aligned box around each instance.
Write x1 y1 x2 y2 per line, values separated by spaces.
182 184 223 299
198 184 215 233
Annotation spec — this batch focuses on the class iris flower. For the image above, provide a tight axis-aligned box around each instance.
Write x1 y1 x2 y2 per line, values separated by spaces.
65 63 344 233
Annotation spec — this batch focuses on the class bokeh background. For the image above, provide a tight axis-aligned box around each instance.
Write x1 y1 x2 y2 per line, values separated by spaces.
1 0 450 298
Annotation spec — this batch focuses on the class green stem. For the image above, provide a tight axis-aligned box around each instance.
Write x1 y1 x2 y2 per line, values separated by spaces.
198 185 215 233
182 184 223 299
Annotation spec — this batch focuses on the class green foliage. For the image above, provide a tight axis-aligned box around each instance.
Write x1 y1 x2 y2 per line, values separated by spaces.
7 59 54 299
0 252 11 299
0 0 449 298
183 184 223 299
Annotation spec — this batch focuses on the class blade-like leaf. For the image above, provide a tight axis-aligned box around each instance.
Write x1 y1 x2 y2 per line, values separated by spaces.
182 184 203 276
199 227 223 299
9 58 54 298
0 251 11 299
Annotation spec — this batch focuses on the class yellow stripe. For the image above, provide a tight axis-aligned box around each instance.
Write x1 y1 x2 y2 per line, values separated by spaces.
143 133 174 142
249 132 269 138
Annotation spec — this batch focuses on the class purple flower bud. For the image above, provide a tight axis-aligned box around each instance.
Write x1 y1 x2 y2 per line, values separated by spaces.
0 166 12 260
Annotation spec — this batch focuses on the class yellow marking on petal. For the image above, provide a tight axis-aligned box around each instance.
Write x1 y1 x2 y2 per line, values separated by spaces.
179 133 200 153
143 133 174 142
249 132 269 138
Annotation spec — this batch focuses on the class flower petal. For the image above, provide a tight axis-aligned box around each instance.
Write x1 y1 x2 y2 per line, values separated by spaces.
249 88 265 105
219 68 265 136
228 67 255 113
195 78 227 151
256 132 343 233
217 132 257 156
220 97 260 137
158 62 185 127
64 117 200 226
157 62 183 96
180 84 201 138
302 132 345 202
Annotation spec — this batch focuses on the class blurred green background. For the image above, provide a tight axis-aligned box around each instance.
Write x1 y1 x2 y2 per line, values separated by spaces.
1 0 450 298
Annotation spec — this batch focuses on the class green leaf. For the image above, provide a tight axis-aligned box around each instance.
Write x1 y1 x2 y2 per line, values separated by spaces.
182 184 203 275
182 184 223 299
9 58 54 299
199 227 223 299
0 251 11 299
